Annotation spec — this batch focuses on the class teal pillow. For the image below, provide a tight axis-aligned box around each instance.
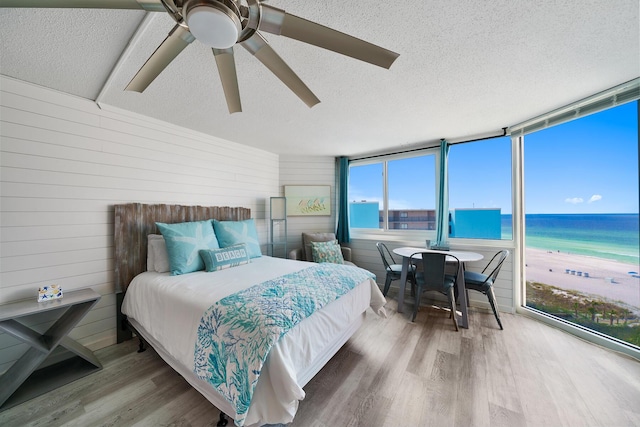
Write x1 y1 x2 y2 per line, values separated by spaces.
213 219 262 258
156 220 219 275
199 244 250 272
311 240 344 264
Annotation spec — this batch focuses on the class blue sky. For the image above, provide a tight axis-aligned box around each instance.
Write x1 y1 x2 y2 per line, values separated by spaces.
350 101 638 215
525 101 638 214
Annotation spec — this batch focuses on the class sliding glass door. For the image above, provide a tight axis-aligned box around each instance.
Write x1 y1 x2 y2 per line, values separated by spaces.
523 101 639 348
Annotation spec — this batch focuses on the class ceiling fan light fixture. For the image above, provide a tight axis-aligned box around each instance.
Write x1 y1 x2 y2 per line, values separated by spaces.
185 1 241 49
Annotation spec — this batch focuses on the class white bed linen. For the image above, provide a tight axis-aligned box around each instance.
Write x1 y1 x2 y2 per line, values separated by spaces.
122 256 386 426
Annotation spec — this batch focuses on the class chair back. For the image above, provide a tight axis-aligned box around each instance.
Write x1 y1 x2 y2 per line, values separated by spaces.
481 250 510 283
376 242 396 271
409 252 459 292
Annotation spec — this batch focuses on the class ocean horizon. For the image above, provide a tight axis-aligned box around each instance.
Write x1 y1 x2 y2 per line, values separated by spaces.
502 213 639 266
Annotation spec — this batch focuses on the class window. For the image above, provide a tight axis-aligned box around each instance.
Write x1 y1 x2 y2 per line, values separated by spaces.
448 136 513 239
348 162 383 229
349 137 512 239
349 153 436 230
523 101 639 349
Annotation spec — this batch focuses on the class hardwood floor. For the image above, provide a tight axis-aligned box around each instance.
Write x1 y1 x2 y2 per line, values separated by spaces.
2 300 639 427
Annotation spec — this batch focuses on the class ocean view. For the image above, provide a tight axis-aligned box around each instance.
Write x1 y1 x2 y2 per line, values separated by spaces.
519 214 640 347
502 213 640 266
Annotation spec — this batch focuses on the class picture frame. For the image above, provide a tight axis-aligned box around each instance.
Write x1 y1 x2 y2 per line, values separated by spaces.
284 185 331 216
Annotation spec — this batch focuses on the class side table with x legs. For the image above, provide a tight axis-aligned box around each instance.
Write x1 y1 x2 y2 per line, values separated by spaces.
0 288 102 410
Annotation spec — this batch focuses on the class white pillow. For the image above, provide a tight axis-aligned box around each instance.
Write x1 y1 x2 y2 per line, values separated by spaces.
151 237 170 273
147 235 159 271
147 234 170 273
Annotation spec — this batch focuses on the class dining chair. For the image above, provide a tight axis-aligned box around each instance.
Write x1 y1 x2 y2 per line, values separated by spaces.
408 252 460 330
376 242 414 297
463 250 509 330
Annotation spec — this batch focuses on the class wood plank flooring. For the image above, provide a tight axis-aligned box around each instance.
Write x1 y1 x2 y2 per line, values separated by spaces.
1 300 639 427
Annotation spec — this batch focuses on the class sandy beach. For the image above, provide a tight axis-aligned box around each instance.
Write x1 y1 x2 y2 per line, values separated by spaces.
525 248 640 313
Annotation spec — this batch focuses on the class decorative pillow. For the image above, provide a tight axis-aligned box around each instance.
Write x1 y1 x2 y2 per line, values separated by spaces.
302 232 338 262
199 244 251 272
213 219 262 259
311 240 344 264
156 220 219 275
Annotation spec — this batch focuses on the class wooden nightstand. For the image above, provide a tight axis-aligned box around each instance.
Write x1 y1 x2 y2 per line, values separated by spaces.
0 288 102 410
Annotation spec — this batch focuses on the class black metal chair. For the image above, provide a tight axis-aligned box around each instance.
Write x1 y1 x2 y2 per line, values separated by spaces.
463 250 509 330
376 242 414 297
409 252 460 330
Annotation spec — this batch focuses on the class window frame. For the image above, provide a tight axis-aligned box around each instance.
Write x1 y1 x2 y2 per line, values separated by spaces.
447 135 514 240
348 148 441 236
348 141 514 243
510 81 640 361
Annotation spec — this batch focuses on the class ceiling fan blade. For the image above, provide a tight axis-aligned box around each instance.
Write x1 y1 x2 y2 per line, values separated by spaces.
242 33 320 108
126 24 195 92
213 48 242 114
259 4 399 69
0 0 165 11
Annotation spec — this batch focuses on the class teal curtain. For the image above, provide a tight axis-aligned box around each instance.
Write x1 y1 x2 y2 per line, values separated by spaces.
336 156 350 243
435 139 449 247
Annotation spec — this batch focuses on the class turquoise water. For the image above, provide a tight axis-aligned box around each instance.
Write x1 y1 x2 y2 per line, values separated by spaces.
502 214 639 266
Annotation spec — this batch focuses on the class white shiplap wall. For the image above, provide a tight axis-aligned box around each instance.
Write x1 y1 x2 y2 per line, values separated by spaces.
279 155 337 256
0 76 279 374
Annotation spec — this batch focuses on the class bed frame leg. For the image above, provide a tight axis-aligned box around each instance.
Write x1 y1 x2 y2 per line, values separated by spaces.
137 337 147 353
217 412 229 426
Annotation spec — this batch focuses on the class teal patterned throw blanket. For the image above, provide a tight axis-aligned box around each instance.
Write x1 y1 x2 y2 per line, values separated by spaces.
193 264 375 426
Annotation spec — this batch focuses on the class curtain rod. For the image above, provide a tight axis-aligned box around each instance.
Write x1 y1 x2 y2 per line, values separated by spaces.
350 127 508 162
452 127 508 144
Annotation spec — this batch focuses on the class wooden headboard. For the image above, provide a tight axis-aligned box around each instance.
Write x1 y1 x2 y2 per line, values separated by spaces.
114 203 252 294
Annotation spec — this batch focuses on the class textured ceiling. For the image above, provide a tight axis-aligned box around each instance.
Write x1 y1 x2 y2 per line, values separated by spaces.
0 1 638 156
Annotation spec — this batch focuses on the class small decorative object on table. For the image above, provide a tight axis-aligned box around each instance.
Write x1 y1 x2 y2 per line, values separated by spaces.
1 288 101 410
38 284 63 302
430 243 450 251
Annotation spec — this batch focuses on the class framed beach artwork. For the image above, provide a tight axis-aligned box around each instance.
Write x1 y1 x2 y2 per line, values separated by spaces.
284 185 331 216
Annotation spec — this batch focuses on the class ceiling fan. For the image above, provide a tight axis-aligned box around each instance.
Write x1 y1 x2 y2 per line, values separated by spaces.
1 0 400 113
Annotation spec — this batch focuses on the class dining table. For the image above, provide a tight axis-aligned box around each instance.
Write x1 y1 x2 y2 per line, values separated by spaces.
392 247 484 329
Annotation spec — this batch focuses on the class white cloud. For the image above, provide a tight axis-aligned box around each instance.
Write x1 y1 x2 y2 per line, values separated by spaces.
565 197 584 204
588 194 602 203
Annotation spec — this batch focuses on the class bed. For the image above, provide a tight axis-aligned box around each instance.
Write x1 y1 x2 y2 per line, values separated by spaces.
114 203 386 427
